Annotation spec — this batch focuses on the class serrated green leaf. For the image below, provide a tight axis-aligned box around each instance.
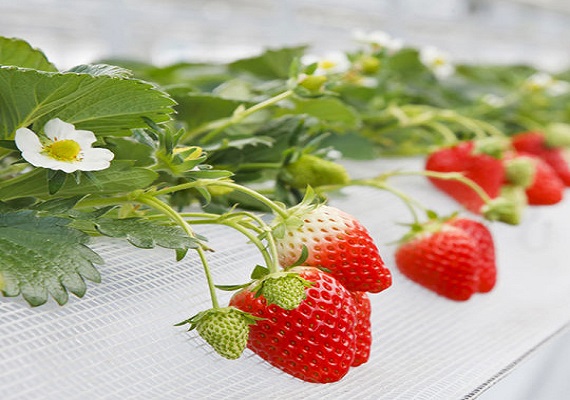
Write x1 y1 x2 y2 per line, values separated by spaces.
0 36 57 71
0 66 176 139
32 195 86 213
0 161 158 201
0 210 103 306
95 217 200 250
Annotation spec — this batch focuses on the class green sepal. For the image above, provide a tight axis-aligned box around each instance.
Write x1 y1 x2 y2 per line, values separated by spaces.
250 264 270 280
47 169 68 195
482 185 527 225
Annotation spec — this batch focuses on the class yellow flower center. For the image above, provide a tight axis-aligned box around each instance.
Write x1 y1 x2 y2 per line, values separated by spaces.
45 139 81 161
433 57 446 67
319 60 337 70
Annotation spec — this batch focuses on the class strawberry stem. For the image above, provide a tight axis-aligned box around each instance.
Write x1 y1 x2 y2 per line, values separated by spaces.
314 178 424 224
154 179 289 219
135 193 220 309
185 89 294 144
177 211 281 274
380 170 493 204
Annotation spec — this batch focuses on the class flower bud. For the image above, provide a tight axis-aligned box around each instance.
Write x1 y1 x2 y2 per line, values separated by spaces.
298 74 327 92
358 55 381 75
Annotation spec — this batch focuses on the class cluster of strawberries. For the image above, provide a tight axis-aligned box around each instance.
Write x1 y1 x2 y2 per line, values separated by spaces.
425 130 570 218
177 131 568 382
391 129 570 302
229 204 392 383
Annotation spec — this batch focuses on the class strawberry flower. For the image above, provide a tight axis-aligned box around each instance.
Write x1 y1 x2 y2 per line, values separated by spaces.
301 52 351 76
15 118 114 173
419 46 455 79
352 29 404 54
523 72 570 96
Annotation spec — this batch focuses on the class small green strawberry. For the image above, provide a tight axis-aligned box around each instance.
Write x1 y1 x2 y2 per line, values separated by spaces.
176 307 259 360
298 74 327 92
283 154 350 189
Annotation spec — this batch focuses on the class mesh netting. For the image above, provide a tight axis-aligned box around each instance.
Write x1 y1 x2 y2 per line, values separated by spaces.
2 158 569 399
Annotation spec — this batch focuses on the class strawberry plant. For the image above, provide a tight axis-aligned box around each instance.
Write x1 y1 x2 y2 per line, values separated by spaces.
1 31 569 385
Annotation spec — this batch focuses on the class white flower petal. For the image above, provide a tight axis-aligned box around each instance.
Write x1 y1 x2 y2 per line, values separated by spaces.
15 128 43 153
72 129 98 148
44 118 78 140
82 147 115 163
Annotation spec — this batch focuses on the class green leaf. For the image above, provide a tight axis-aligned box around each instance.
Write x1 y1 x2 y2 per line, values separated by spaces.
0 161 159 201
94 217 200 250
174 93 251 130
228 46 307 79
31 196 86 213
66 64 133 78
319 132 378 160
275 97 360 130
105 137 155 167
0 66 176 139
0 36 57 71
0 210 103 306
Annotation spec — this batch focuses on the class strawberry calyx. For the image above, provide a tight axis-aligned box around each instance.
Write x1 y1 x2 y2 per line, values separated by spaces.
545 123 570 148
252 271 313 310
504 155 536 188
271 187 321 237
482 185 527 225
472 137 510 159
396 210 458 244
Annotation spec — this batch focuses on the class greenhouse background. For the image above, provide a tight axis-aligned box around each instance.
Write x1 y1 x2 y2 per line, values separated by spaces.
1 0 569 70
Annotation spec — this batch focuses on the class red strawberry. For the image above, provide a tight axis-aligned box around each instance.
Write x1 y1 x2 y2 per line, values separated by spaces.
447 217 496 293
512 131 570 186
504 151 564 205
425 141 505 213
274 204 391 293
395 219 481 301
522 155 565 205
350 291 372 367
229 266 357 383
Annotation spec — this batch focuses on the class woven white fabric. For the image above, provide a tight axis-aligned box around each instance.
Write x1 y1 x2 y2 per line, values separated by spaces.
2 158 569 399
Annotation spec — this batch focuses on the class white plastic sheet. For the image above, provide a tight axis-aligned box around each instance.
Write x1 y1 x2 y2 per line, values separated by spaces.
2 158 569 399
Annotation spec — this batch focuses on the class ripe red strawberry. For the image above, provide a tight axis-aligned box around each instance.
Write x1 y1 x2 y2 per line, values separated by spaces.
229 266 357 383
395 219 482 301
504 151 564 205
273 204 392 293
447 217 496 293
425 141 505 213
512 131 570 186
522 155 565 205
350 291 372 367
